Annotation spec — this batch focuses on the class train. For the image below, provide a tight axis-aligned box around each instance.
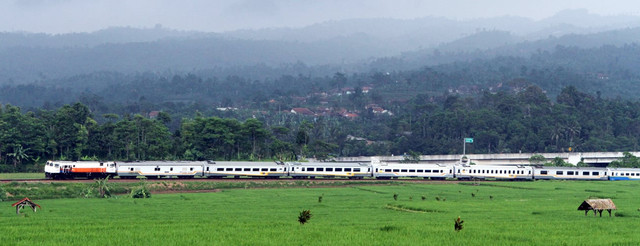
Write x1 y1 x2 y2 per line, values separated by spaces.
44 160 640 181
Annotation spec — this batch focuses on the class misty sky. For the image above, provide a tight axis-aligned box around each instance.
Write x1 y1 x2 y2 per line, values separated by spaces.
3 0 640 33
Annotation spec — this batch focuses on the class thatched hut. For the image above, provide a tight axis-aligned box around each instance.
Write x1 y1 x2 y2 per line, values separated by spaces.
577 199 616 217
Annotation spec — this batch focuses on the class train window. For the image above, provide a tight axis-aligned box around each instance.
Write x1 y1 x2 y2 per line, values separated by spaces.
583 171 589 175
244 168 251 171
155 167 160 171
270 168 276 172
308 168 315 171
170 168 174 171
317 168 324 171
556 171 563 175
217 168 224 171
567 171 574 175
206 167 210 171
482 170 486 174
130 168 134 171
354 168 361 172
400 169 407 172
253 168 259 171
261 168 268 172
302 168 306 171
235 168 241 171
592 172 599 176
226 168 233 171
326 168 333 171
528 171 531 174
345 168 352 172
409 169 416 173
632 173 635 176
424 170 430 173
100 163 104 166
417 169 424 173
508 170 511 174
393 169 399 172
335 168 343 172
190 168 194 171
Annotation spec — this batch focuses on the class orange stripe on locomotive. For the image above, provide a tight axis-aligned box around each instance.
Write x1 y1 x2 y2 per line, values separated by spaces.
71 167 107 173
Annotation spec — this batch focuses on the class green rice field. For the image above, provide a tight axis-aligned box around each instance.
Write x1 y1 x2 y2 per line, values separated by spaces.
1 180 639 245
0 172 45 179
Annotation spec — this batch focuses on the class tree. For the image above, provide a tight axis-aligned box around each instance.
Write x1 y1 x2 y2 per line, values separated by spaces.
7 145 30 170
94 176 111 198
528 154 546 165
609 152 640 168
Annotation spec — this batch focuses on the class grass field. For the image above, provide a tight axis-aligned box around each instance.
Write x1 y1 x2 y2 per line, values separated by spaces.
1 181 639 245
0 172 44 179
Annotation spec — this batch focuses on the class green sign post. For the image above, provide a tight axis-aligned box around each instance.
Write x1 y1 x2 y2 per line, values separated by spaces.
463 138 473 156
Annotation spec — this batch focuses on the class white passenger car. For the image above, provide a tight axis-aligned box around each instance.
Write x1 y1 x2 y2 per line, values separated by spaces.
117 161 205 179
533 166 608 180
606 168 640 181
203 161 288 178
288 162 372 179
373 163 453 179
455 165 533 180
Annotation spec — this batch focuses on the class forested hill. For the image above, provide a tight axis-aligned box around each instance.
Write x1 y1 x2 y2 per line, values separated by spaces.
1 42 639 111
1 11 639 84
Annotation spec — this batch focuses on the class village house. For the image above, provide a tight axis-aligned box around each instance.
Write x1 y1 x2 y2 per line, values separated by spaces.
291 108 315 116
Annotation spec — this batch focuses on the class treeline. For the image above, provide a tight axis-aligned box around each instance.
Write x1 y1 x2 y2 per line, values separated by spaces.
0 103 336 172
4 84 640 171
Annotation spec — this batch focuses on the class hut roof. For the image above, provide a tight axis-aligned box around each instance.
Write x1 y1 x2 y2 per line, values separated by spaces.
577 199 617 210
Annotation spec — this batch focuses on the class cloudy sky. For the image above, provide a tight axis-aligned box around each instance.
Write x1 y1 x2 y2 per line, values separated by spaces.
2 0 639 33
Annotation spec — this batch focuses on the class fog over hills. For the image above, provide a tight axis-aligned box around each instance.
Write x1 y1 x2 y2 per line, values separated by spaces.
0 9 639 84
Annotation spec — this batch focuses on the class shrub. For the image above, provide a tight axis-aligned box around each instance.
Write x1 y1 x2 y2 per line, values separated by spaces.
454 216 464 231
298 210 312 225
393 193 398 201
0 187 7 201
380 225 399 232
130 186 151 198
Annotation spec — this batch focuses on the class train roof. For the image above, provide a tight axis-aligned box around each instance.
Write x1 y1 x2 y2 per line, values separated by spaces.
117 161 206 166
375 163 450 167
287 162 369 167
534 166 607 170
205 161 285 166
